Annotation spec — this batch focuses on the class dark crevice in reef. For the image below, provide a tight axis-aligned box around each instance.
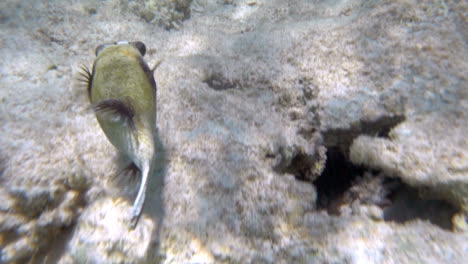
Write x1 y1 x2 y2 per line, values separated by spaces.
278 113 455 230
383 183 457 230
312 147 457 230
313 147 365 212
316 115 405 210
323 115 405 149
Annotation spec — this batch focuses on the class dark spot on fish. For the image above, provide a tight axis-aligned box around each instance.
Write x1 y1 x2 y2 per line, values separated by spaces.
93 99 136 131
131 41 146 57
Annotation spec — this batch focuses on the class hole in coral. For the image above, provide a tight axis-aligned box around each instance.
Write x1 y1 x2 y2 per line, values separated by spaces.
313 147 364 213
313 147 457 230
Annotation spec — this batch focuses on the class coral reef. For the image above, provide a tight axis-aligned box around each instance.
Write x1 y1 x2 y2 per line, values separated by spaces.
0 0 467 263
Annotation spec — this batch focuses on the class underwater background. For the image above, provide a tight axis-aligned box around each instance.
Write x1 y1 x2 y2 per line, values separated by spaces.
0 0 467 263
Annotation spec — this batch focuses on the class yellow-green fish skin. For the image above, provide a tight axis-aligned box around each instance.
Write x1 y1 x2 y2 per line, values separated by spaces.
91 44 155 168
89 42 156 228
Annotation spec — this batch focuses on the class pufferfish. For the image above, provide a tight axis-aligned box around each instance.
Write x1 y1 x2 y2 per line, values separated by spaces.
79 41 158 228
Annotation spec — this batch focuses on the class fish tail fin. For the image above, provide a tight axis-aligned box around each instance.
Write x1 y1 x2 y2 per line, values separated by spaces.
130 162 151 228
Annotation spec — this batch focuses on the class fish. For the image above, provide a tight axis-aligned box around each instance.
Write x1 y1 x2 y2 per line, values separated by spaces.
80 41 158 228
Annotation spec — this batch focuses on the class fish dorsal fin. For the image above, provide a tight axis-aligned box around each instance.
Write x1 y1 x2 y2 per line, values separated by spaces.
92 99 136 131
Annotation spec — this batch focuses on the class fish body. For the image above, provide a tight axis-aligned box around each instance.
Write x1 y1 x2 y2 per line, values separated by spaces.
82 41 156 228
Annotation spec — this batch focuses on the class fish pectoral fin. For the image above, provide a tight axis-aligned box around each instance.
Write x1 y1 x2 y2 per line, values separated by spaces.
78 65 93 101
92 99 136 131
151 60 163 72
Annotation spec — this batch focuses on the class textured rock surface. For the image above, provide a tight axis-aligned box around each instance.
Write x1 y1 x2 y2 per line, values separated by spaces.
350 111 468 212
0 0 467 263
68 198 156 263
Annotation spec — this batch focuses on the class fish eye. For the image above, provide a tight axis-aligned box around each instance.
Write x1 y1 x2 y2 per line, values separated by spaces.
131 41 146 56
95 44 107 56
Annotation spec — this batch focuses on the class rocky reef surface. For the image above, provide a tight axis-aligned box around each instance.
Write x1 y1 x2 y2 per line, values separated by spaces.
0 0 466 263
